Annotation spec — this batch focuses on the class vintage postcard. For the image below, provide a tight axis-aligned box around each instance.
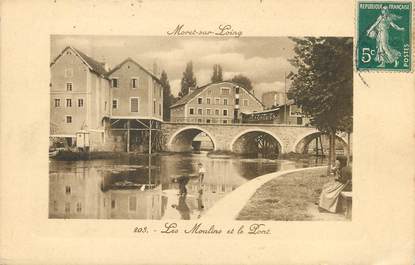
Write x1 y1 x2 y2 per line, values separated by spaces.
1 0 414 265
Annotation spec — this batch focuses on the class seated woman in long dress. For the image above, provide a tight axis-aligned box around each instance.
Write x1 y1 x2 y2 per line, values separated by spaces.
318 156 352 213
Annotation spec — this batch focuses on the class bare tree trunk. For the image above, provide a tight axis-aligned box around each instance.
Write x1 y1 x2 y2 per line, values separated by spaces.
327 131 333 175
327 130 337 176
346 132 351 165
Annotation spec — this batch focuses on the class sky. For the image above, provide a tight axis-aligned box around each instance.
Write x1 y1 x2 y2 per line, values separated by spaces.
51 35 296 98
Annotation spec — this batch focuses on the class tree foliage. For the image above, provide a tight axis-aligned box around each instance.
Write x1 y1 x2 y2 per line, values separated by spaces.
231 74 253 91
288 37 353 134
288 37 353 167
179 61 197 98
211 64 223 83
159 70 175 121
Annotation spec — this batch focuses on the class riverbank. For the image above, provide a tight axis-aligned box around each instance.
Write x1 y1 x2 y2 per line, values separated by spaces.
51 150 167 161
202 166 327 220
51 149 324 161
236 167 343 221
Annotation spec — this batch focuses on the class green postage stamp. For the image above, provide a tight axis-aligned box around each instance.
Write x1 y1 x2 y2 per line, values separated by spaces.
357 1 412 71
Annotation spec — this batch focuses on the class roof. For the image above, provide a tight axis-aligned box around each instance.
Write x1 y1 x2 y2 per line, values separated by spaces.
50 46 109 78
170 81 265 108
107 58 162 84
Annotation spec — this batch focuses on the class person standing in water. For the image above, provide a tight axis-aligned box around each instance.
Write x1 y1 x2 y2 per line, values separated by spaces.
197 162 206 187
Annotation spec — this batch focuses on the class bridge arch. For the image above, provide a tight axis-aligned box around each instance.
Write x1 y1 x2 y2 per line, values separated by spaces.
230 128 284 157
167 126 217 152
293 131 348 155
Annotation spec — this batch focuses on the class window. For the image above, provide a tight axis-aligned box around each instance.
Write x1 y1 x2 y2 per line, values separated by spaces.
223 120 228 124
78 98 84 107
66 116 72 123
111 78 118 88
130 97 139 112
223 109 228 116
112 99 118 109
206 109 211 115
243 99 249 106
235 98 239 105
197 119 202 123
198 97 203 104
189 108 194 115
104 101 107 111
111 199 116 209
64 68 73 78
153 100 156 114
65 186 71 194
207 89 212 95
215 98 220 105
129 196 137 211
159 103 161 115
235 87 240 94
206 119 211 124
131 78 138 89
53 201 58 212
66 99 72 107
221 87 230 95
65 203 70 213
215 109 219 115
66 82 73 91
76 202 82 213
206 98 211 104
223 99 228 105
197 108 202 115
54 98 60 107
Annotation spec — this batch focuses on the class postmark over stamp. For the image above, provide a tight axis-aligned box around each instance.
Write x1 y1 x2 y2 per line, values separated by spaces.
357 1 412 71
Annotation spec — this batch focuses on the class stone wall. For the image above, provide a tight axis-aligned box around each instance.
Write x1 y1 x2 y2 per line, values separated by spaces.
163 123 352 155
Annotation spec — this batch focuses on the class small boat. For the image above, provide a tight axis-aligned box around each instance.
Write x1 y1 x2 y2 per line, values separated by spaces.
49 150 59 158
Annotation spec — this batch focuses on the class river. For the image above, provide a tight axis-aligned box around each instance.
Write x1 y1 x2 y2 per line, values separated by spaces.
49 152 325 220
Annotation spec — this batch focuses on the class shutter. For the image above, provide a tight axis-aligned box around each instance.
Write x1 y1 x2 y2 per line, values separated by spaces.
130 98 139 112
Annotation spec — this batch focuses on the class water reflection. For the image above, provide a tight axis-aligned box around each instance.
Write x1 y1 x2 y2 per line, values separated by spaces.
49 152 326 220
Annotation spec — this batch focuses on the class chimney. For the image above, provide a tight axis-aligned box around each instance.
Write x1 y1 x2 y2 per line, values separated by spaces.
100 62 111 72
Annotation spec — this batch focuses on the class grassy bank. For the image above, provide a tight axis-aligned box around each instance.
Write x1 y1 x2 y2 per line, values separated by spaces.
236 167 327 221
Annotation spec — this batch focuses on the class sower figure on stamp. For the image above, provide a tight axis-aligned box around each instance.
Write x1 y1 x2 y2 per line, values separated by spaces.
366 5 405 68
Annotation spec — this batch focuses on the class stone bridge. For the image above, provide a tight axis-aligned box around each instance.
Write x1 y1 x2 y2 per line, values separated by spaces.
162 122 350 155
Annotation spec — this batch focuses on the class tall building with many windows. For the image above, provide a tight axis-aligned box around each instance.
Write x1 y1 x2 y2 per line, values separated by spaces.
50 47 162 151
50 47 111 149
170 81 264 124
107 58 163 121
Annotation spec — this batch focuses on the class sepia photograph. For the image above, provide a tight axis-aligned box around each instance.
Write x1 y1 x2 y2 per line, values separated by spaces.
49 35 353 221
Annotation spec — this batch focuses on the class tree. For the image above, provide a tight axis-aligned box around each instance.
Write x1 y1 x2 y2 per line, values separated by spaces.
179 61 197 98
217 65 223 82
211 64 223 83
160 70 174 121
288 37 353 170
231 74 253 91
